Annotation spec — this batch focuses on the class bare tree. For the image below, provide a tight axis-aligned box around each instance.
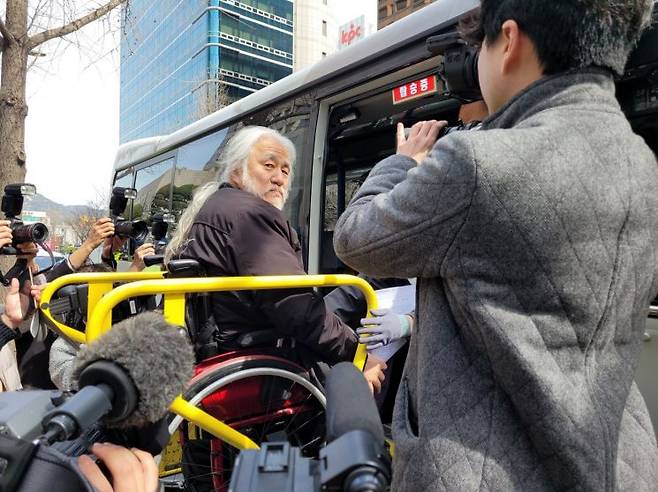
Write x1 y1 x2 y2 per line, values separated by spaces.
0 0 127 194
193 75 232 121
65 186 109 244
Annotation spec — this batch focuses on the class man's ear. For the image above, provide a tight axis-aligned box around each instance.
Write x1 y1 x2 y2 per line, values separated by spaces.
500 19 523 75
229 168 242 188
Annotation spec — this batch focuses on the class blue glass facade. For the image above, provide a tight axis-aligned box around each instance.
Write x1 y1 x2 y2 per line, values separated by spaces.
120 0 294 143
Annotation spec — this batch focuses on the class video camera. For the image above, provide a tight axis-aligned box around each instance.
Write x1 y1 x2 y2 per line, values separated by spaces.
0 312 193 492
230 363 391 492
427 31 481 103
394 31 483 140
109 187 148 242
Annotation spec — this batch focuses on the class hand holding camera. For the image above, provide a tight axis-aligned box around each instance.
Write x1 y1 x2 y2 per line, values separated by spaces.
0 220 13 250
85 218 116 250
129 243 155 272
396 120 447 164
0 184 54 289
0 276 43 338
78 443 158 492
0 184 49 256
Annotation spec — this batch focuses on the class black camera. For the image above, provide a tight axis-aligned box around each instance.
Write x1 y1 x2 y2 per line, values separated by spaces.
230 363 391 492
427 31 482 102
0 183 54 285
109 187 148 242
150 213 174 254
440 119 483 136
404 119 482 141
0 183 49 254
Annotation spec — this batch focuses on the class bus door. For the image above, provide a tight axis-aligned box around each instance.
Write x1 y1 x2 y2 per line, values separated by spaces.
308 53 471 276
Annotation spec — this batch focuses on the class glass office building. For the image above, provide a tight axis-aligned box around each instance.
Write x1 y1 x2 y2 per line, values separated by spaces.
120 0 294 143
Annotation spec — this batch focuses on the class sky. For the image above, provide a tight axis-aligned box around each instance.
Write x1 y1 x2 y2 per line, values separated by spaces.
23 0 377 206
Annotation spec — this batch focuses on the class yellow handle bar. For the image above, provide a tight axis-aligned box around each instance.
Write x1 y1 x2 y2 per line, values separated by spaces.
39 272 165 344
85 274 377 370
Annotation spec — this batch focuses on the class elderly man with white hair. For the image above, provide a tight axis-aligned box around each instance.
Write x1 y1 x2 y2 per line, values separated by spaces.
166 126 386 390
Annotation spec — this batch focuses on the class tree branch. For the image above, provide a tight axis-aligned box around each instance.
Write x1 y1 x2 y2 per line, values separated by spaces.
27 0 125 49
0 17 14 45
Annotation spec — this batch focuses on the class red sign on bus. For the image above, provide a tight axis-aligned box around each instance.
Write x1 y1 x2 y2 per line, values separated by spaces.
392 76 438 104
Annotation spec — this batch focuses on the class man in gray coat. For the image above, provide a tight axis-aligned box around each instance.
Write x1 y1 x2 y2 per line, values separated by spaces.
334 1 658 490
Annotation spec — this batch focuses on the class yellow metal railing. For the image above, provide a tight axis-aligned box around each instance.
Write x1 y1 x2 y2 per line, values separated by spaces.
40 273 377 452
40 272 165 344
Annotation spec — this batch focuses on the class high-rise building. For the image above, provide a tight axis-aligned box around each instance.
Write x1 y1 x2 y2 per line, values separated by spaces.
293 0 336 71
120 0 294 144
377 0 435 30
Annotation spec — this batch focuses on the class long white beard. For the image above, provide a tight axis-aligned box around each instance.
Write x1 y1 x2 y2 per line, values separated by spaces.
241 172 288 210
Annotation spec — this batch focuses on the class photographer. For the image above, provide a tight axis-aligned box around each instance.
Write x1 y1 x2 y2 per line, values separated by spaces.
334 1 658 490
18 219 154 390
0 220 43 391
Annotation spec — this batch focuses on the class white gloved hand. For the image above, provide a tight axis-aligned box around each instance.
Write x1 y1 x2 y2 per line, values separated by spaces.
357 308 411 350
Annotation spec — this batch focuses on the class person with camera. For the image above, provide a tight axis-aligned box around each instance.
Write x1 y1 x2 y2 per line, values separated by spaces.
17 218 154 390
0 221 45 391
334 1 658 490
100 234 155 272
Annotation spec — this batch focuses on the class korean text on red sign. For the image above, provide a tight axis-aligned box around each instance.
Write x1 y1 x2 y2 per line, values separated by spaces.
392 76 438 104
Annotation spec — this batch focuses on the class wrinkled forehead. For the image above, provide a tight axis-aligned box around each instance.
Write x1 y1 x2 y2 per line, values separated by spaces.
252 136 292 167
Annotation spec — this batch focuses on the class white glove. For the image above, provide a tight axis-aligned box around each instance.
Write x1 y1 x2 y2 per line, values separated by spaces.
357 308 411 350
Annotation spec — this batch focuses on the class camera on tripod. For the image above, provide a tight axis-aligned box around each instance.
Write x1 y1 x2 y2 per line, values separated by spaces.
0 183 49 255
109 187 148 242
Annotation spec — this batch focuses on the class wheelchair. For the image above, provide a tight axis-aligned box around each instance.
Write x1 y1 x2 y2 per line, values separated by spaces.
39 262 374 492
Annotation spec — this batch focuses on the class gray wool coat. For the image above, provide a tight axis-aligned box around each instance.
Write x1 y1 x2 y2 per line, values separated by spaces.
334 70 658 491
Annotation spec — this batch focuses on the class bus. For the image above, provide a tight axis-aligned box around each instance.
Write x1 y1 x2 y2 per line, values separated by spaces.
112 0 658 427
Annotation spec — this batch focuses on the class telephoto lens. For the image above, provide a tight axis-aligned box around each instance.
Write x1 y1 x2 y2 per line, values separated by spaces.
12 221 49 244
113 219 148 241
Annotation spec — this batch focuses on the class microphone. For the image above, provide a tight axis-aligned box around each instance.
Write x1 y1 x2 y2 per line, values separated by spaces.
324 362 385 444
43 311 194 442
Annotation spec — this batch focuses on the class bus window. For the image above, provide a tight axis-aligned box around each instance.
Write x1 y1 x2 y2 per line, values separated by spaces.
114 169 134 190
172 129 229 224
133 158 175 222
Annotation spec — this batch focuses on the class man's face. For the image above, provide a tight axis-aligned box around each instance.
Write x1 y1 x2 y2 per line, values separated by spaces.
477 36 504 115
236 136 291 210
476 21 545 115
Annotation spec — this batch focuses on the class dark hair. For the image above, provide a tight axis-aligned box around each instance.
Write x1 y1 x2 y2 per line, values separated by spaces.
461 0 654 75
78 263 113 273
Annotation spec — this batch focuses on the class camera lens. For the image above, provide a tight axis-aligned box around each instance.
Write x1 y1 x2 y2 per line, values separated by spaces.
115 220 149 241
12 222 49 243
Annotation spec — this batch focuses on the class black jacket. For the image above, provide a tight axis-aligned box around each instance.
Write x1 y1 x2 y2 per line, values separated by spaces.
179 185 358 364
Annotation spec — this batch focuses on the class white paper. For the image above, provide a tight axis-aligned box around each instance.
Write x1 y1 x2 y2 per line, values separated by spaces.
368 284 416 361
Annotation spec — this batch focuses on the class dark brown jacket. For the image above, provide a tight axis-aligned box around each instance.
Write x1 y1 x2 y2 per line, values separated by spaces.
179 184 358 364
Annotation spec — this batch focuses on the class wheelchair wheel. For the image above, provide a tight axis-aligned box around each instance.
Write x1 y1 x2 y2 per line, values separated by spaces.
161 356 326 492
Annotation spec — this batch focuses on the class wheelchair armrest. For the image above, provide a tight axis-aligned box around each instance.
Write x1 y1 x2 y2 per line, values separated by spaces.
166 259 203 278
143 254 164 267
236 330 281 348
